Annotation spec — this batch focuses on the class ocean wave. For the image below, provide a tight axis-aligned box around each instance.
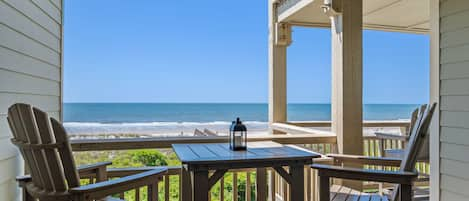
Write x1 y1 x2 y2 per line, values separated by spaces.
63 121 268 135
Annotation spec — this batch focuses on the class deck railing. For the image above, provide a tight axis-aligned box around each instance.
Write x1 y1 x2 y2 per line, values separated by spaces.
71 120 428 201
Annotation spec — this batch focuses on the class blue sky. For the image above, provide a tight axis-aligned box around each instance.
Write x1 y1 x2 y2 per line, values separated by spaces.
64 0 429 104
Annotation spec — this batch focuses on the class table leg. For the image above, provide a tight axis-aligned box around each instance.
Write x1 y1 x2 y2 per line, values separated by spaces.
256 168 267 201
193 170 209 201
318 175 330 201
181 166 192 201
289 165 304 201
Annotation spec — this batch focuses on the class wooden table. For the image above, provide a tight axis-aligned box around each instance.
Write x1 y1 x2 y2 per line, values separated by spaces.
172 141 321 201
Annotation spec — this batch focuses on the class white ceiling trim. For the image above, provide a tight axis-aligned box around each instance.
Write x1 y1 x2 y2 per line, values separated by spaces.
277 0 430 34
364 0 402 16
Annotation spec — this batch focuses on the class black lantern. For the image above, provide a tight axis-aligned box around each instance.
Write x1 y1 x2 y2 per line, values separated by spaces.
229 117 247 150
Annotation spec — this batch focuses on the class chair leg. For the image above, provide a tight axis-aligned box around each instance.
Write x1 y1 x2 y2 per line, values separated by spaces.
400 184 412 201
181 167 192 201
22 188 34 201
318 176 330 201
289 165 305 201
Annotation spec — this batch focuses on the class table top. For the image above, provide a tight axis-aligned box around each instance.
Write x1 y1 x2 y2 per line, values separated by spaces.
172 141 321 170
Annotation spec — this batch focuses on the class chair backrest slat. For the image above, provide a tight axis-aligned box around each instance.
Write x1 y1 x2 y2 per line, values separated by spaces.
401 103 435 171
408 105 426 135
33 108 68 191
407 108 419 134
15 104 55 191
51 118 81 188
7 115 45 189
8 104 46 189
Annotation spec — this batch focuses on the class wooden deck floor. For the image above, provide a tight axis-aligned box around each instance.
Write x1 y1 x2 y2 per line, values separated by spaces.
330 185 389 201
329 185 429 201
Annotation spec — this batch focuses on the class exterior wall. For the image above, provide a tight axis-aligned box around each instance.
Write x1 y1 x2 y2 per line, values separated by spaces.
439 0 469 200
0 0 63 200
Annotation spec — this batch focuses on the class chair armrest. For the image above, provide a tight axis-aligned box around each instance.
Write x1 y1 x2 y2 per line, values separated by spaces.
78 161 112 173
374 132 409 141
383 149 406 159
311 164 417 185
107 166 182 177
16 175 32 187
70 167 167 200
16 175 32 182
313 157 334 165
326 153 402 166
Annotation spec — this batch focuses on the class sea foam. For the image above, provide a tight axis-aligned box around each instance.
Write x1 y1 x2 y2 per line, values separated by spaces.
64 121 268 135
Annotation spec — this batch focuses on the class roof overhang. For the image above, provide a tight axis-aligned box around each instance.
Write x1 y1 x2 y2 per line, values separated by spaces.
277 0 429 34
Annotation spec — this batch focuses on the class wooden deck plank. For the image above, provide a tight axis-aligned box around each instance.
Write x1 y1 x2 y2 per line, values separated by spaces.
330 185 389 201
370 194 382 201
358 193 371 201
381 195 390 201
345 189 361 201
330 185 341 200
334 185 352 201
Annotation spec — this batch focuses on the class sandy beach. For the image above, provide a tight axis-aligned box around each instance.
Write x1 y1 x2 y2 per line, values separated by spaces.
67 126 402 140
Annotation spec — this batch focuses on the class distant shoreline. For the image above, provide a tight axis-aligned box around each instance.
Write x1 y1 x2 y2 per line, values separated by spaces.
63 103 415 138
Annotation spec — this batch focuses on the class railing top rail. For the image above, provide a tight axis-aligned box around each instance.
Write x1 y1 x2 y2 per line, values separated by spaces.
70 120 408 151
271 123 335 135
71 134 337 151
287 120 410 128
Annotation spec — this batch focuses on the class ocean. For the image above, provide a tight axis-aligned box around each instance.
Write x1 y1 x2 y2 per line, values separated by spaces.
63 103 418 135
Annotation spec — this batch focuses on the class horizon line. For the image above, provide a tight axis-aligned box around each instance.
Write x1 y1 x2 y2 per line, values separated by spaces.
63 102 424 105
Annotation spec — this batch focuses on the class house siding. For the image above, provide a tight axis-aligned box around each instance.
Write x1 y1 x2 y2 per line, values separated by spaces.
439 0 469 199
0 0 62 200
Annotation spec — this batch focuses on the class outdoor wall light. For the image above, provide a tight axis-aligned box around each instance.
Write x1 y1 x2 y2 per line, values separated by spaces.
321 0 341 17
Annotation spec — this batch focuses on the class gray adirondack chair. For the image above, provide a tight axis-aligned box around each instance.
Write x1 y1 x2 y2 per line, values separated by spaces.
375 105 428 160
312 103 436 201
8 103 167 201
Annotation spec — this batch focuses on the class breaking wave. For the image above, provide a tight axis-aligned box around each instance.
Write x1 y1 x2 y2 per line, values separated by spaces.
63 121 268 135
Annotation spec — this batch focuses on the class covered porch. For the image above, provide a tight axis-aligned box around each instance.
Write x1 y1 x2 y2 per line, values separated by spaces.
0 0 441 201
68 0 434 193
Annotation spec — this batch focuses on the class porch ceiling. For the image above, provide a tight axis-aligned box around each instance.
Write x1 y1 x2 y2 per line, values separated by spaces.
277 0 429 34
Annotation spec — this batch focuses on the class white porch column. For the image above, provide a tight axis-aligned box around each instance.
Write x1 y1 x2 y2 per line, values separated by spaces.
268 1 291 134
328 0 364 155
429 0 440 200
